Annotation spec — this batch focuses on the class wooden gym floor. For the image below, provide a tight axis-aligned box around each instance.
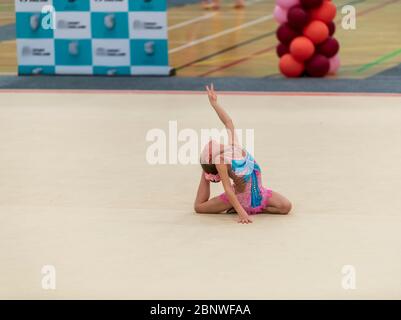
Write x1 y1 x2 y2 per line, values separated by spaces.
0 0 400 77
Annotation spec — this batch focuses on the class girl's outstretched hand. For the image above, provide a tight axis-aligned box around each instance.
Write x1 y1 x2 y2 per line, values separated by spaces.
206 83 218 107
238 211 253 224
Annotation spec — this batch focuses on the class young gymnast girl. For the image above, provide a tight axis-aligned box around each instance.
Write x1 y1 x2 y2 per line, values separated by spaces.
194 84 292 224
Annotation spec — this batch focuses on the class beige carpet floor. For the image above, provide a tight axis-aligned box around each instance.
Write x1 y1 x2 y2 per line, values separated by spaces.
0 91 400 299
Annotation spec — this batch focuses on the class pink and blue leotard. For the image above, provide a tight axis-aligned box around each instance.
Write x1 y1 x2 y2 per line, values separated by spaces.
219 151 272 214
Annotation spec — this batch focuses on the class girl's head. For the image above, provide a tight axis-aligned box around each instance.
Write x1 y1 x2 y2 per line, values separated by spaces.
200 140 222 183
201 163 220 183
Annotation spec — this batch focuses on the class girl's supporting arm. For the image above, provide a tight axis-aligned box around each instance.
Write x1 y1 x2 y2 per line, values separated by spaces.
216 164 252 224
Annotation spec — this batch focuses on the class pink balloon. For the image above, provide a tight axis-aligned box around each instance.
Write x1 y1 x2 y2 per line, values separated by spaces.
276 0 300 9
274 6 288 24
329 54 340 74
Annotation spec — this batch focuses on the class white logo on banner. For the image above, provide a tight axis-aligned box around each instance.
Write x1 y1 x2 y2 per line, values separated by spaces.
104 14 116 30
29 14 41 31
144 41 155 55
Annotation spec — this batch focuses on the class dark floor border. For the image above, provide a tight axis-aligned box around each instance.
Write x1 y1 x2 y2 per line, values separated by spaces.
0 76 401 94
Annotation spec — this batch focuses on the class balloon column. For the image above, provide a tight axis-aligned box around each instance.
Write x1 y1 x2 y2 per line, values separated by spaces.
274 0 340 77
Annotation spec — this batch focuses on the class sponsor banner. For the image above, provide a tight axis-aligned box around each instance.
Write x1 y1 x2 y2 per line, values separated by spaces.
93 66 131 76
129 12 167 39
91 12 129 39
90 0 129 12
15 0 53 12
55 66 93 74
130 66 170 75
92 39 130 66
17 39 55 66
15 0 171 76
18 65 55 75
54 12 91 39
130 39 168 66
55 39 93 65
16 12 54 39
129 0 167 12
53 0 90 12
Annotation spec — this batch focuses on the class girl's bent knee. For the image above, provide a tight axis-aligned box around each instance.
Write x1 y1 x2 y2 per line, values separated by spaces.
194 204 205 214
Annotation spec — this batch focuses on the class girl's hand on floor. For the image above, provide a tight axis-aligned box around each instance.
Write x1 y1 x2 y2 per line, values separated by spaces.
238 212 253 224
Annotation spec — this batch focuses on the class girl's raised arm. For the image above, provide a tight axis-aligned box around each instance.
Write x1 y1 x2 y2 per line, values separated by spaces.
206 84 238 146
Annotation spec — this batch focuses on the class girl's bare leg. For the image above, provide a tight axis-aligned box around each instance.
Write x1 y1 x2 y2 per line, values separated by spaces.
194 173 232 213
263 191 292 214
225 191 291 214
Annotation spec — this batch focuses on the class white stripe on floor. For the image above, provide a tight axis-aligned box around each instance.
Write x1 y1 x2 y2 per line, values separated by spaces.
169 14 274 54
168 12 217 31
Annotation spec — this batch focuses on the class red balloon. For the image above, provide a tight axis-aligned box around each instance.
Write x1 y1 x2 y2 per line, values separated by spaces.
276 43 289 57
287 6 309 30
303 20 329 44
327 21 336 36
279 54 305 77
300 0 323 9
290 36 315 61
276 24 299 45
311 1 337 23
306 54 330 77
317 37 339 58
